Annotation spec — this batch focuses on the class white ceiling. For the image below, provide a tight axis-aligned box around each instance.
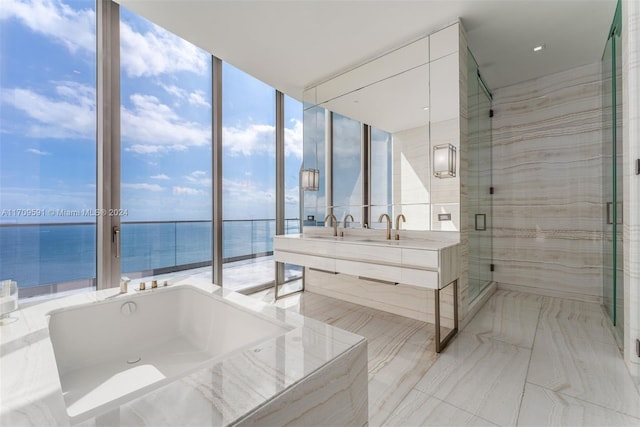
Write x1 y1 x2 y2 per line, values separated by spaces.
116 0 616 100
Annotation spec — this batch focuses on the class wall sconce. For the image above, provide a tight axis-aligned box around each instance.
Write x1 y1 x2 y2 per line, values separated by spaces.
433 144 456 178
301 168 319 191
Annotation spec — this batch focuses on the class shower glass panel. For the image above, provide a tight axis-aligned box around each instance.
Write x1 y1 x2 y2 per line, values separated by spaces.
467 50 493 302
602 0 623 343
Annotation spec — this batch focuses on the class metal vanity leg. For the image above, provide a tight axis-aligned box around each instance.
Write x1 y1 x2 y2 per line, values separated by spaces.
434 279 458 353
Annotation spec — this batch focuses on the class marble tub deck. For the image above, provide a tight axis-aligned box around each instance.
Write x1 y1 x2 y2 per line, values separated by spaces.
256 287 640 426
0 281 367 427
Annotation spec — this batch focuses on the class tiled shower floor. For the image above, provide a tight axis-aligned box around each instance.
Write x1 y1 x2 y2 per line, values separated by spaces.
252 288 640 426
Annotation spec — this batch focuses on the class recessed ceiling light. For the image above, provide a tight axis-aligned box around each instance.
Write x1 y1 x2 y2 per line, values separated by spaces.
533 44 545 52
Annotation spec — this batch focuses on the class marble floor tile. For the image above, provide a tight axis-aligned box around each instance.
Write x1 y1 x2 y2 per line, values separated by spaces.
528 325 640 419
383 389 498 426
537 297 618 346
414 331 531 426
517 382 640 426
252 289 640 426
464 290 543 348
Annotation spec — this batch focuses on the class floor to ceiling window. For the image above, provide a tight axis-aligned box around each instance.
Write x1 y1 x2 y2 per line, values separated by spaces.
370 127 393 226
283 95 303 284
0 0 97 297
302 105 326 226
222 63 276 292
119 7 212 280
1 1 304 299
332 113 362 224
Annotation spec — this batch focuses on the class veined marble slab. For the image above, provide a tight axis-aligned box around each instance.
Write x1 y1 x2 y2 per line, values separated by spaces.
414 331 530 426
528 319 640 419
518 382 640 426
463 289 544 348
491 61 605 299
0 283 367 426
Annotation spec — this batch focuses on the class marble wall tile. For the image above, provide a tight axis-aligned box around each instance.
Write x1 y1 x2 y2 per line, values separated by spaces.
518 382 640 426
393 125 430 206
492 62 605 297
431 203 460 231
493 232 603 298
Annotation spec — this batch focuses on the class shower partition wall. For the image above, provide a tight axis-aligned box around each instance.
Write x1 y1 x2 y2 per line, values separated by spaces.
602 0 624 343
467 50 493 302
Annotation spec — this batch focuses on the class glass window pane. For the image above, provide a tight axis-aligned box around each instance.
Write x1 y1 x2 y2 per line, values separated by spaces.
222 63 275 292
119 7 212 281
370 127 393 225
284 95 303 283
0 0 97 298
302 105 326 225
332 113 362 223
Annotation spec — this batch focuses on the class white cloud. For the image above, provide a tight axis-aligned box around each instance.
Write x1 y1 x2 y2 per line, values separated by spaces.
188 91 211 108
159 84 211 109
1 0 207 78
220 119 301 159
122 93 211 154
185 170 211 187
0 0 95 54
222 177 276 219
0 81 95 140
120 19 208 78
285 118 303 159
26 148 50 155
122 183 164 192
173 186 204 196
223 124 275 157
150 174 170 180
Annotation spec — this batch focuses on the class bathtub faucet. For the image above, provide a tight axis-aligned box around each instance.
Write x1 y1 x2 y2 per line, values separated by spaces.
120 277 131 293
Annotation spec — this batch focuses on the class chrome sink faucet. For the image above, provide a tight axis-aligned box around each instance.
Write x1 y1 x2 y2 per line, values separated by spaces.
378 213 392 240
395 214 406 240
324 213 338 237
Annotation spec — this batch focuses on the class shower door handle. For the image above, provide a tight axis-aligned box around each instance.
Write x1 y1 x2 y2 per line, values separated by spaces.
606 202 623 225
475 214 486 231
113 226 121 259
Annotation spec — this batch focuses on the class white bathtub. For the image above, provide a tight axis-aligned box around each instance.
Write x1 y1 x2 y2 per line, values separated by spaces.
47 285 292 424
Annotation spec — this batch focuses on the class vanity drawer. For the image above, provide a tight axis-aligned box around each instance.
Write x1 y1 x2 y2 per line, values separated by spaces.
401 248 438 269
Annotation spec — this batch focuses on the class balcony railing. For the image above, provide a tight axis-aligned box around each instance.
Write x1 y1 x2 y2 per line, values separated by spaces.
0 219 300 297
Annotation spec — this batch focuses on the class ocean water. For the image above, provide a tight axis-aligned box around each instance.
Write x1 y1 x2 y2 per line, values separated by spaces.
0 220 299 288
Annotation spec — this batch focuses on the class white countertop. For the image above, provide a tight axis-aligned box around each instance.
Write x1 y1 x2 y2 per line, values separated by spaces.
0 280 365 426
279 232 459 251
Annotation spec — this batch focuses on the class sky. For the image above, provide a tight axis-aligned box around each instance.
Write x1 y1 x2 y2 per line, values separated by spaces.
0 0 303 223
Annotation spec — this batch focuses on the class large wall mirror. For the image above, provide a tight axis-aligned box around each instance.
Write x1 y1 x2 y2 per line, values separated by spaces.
302 23 462 232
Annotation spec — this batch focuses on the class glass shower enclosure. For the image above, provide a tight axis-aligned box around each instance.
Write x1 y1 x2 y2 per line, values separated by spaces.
468 50 493 302
602 0 623 343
